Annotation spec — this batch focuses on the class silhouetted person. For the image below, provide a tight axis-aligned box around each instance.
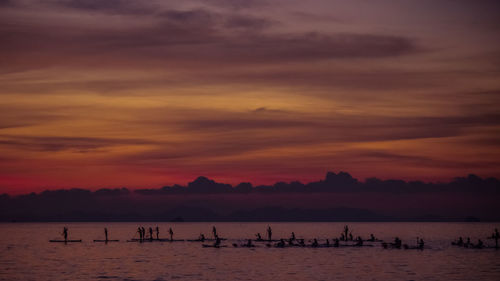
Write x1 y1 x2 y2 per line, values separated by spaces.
340 233 345 241
355 236 363 246
369 234 375 242
288 238 294 246
155 227 160 240
212 226 217 239
344 225 349 241
256 233 262 240
312 239 319 247
169 227 174 241
246 239 253 247
199 233 205 242
214 236 221 247
149 227 153 241
291 232 296 241
418 238 424 250
494 228 499 249
141 227 146 241
137 227 142 241
326 239 330 247
349 232 353 241
62 227 68 242
457 237 463 246
104 228 108 242
466 237 471 248
267 226 272 241
476 239 484 249
334 238 339 247
276 239 285 248
394 237 402 248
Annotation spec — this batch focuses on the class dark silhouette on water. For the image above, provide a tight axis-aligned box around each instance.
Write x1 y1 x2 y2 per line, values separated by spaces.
394 237 402 248
169 227 174 241
403 237 424 250
453 236 464 246
419 238 425 250
214 236 221 247
275 239 285 248
212 226 217 239
311 238 319 247
242 239 255 247
267 226 272 241
63 227 68 242
476 239 484 249
367 233 380 242
383 237 402 249
149 227 153 241
490 228 499 248
256 233 262 241
49 227 82 243
94 228 119 242
355 236 363 246
290 232 296 241
156 226 160 240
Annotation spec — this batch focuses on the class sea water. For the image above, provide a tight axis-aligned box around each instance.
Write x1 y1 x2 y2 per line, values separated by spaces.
0 222 499 280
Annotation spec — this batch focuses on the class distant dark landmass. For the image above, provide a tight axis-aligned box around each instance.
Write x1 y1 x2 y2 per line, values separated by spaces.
1 172 499 222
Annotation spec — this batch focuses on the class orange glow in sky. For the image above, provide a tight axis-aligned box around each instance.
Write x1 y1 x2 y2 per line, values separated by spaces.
1 0 500 194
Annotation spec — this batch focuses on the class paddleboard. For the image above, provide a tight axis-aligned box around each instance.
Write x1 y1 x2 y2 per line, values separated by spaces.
93 240 119 242
49 240 82 243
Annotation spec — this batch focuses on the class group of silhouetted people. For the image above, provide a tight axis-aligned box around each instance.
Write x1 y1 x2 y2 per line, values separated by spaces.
134 226 175 242
453 236 486 249
451 228 500 249
53 225 499 250
261 225 383 248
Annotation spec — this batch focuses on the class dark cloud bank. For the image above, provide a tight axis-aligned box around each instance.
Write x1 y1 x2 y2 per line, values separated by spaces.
1 172 499 222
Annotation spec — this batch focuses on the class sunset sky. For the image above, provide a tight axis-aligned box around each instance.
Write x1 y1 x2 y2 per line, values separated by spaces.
1 0 500 194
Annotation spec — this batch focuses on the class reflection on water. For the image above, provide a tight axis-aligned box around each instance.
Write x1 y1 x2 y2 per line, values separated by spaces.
1 222 499 280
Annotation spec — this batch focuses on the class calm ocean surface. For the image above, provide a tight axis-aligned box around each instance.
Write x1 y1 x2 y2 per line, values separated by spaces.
1 222 499 281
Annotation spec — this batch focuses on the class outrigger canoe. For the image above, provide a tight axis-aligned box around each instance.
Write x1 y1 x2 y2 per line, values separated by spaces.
187 238 227 242
253 239 280 242
202 244 227 248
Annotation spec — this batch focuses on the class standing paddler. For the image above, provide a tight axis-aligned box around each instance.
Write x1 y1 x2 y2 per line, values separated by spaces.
104 228 108 242
137 227 142 241
492 228 500 248
62 227 68 242
267 226 272 241
169 227 174 241
212 226 218 239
